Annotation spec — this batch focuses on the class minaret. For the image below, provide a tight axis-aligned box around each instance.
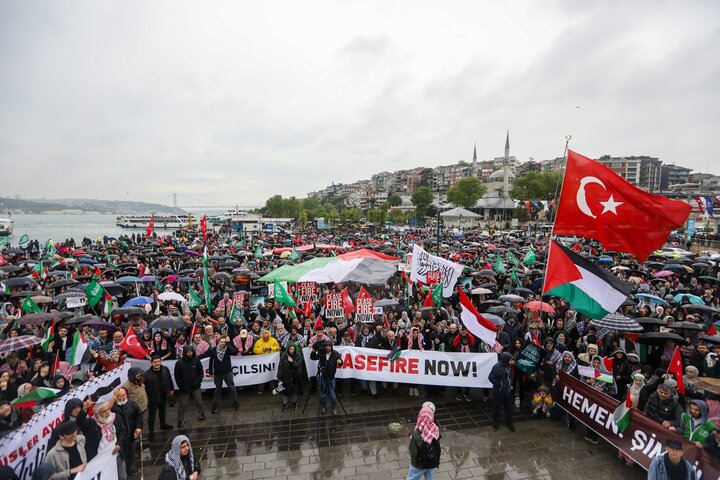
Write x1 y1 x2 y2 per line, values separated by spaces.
472 143 478 177
502 130 510 197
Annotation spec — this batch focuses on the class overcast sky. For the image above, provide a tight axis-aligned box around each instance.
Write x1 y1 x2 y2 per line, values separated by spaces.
1 0 718 207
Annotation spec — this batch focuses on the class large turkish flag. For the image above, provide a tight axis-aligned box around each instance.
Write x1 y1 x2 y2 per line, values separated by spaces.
553 150 691 261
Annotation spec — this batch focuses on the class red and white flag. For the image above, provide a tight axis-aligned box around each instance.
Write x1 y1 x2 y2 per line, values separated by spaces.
458 289 497 347
200 215 208 242
667 346 685 395
121 327 149 359
146 213 155 238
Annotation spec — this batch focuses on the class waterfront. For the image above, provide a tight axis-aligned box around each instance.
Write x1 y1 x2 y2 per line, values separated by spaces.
4 214 154 243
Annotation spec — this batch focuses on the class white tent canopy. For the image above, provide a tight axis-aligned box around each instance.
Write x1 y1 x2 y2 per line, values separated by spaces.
440 207 481 219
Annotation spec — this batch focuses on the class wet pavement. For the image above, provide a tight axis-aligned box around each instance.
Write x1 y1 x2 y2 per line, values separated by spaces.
138 384 646 479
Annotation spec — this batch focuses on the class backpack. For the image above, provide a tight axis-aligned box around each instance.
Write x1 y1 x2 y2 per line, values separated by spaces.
416 436 441 469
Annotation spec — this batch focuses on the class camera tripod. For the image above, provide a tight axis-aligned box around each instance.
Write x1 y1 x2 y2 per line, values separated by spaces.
301 364 347 442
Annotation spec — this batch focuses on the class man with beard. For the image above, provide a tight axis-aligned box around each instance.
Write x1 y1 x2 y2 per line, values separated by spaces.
112 387 143 477
679 400 717 448
174 346 206 428
205 335 239 413
144 354 174 441
92 399 125 479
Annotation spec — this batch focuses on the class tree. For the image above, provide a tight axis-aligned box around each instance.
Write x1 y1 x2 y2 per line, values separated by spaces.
446 177 486 209
387 194 402 207
368 208 387 226
411 187 434 218
418 168 435 188
510 172 563 201
388 208 405 223
298 210 308 231
263 195 286 217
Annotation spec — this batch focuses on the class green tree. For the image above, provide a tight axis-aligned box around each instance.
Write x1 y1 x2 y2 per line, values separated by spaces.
298 209 308 231
446 177 486 209
411 186 434 218
387 208 405 223
263 195 286 217
510 172 562 201
418 168 435 188
368 208 387 225
387 194 402 207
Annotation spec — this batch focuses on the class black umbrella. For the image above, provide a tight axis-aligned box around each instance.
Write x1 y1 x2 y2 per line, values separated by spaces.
148 316 185 329
80 319 117 330
487 305 516 314
64 314 104 325
0 265 24 273
112 306 145 316
667 321 705 331
635 317 666 326
1 248 24 255
637 332 688 346
3 277 36 287
16 313 57 326
47 278 79 289
699 334 720 345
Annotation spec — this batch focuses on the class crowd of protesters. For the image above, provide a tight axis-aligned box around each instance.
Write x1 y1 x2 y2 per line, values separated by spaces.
1 226 720 479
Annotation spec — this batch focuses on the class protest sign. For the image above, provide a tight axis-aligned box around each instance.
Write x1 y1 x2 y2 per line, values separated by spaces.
232 291 248 308
75 447 118 480
514 342 544 374
303 346 495 388
410 244 464 297
425 271 441 284
354 287 375 323
129 354 279 390
324 292 344 318
555 372 720 477
0 364 129 480
296 281 318 305
67 296 87 309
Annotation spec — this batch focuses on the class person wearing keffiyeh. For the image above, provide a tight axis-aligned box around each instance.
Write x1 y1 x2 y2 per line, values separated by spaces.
407 402 441 480
158 435 201 480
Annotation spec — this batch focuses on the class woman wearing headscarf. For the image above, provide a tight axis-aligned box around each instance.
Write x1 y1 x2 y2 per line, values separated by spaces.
407 402 441 480
276 343 302 412
31 362 53 388
158 435 201 480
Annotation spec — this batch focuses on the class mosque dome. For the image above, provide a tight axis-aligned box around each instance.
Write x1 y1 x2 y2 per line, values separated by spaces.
488 169 515 181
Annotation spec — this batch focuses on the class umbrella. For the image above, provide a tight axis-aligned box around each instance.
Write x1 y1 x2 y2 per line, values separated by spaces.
122 296 155 307
498 294 525 303
148 316 185 329
653 270 674 278
635 317 667 326
590 313 643 332
487 305 515 314
525 301 555 314
477 270 495 277
16 313 57 326
513 287 535 296
697 276 720 284
667 321 705 331
80 319 117 329
471 287 493 295
673 293 704 305
375 299 399 307
112 306 145 316
53 290 87 302
141 275 156 283
637 332 688 346
64 314 103 325
47 278 79 289
3 277 36 287
635 293 668 306
0 335 42 355
116 276 143 285
157 291 185 303
699 334 720 345
682 304 720 315
482 313 505 326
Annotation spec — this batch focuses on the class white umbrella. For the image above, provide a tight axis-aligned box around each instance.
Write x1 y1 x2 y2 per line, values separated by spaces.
158 291 186 303
471 287 493 295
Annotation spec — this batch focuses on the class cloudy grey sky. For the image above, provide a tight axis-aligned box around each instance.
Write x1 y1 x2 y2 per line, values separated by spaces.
1 0 718 207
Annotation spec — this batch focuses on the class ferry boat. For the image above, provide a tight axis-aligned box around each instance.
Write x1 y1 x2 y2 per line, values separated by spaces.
116 214 188 229
0 218 13 236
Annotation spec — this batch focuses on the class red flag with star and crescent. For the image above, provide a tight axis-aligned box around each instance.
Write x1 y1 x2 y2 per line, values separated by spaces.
200 215 208 242
121 327 149 359
146 213 155 238
553 151 691 261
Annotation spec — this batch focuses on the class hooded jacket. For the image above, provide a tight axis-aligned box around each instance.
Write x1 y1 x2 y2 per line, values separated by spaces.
174 346 204 393
680 400 717 446
122 367 149 412
489 353 513 395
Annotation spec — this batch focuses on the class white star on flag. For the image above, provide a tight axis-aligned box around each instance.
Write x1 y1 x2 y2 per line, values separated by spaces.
600 195 623 215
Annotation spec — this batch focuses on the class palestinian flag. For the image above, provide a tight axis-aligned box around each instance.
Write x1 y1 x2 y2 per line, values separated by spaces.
49 258 66 269
31 261 47 279
543 240 631 320
41 321 55 352
578 365 613 383
103 291 114 316
50 351 60 376
387 338 402 362
423 283 442 308
612 389 633 433
12 387 61 408
67 330 88 365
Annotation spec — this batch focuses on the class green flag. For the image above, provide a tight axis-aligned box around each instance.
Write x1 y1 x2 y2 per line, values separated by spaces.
254 245 263 259
523 248 536 266
228 304 244 326
430 283 443 307
44 240 56 258
105 254 117 270
0 237 8 246
273 280 296 307
288 248 301 262
188 287 203 308
85 279 104 307
22 295 43 314
511 270 523 288
494 256 507 275
0 282 9 295
202 273 212 309
154 278 163 291
330 249 336 257
507 251 520 267
18 234 29 246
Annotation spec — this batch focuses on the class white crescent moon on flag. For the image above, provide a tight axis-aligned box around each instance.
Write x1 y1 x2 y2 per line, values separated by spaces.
576 176 606 218
126 335 138 347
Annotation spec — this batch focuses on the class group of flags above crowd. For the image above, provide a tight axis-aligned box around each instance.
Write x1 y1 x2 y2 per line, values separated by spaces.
695 195 720 218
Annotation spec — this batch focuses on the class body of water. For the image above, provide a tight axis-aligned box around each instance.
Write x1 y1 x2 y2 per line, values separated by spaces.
4 214 149 243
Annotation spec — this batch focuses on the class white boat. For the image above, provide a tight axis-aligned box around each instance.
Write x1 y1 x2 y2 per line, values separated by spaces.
116 214 188 229
0 218 13 237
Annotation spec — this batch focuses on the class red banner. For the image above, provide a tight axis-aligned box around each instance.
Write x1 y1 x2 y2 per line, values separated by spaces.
296 282 318 305
232 291 248 308
555 372 719 477
324 292 344 319
355 287 375 323
425 271 441 284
